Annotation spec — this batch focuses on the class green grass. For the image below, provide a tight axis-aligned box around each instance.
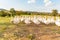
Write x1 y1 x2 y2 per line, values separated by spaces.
0 17 11 23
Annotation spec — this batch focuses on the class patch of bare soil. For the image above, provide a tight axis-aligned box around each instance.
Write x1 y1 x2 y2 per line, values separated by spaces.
1 23 60 40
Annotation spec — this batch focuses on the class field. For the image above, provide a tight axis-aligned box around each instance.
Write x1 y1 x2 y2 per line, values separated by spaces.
0 16 60 40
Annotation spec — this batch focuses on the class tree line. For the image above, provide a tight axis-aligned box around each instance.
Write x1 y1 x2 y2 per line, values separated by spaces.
0 8 59 17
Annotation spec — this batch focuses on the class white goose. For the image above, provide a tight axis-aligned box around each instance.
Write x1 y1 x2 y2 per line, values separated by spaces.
46 18 55 24
24 18 31 24
55 18 60 26
12 16 20 24
42 18 50 24
32 18 40 24
20 17 25 22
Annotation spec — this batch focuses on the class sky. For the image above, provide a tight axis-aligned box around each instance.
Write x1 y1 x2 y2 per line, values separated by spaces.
0 0 60 12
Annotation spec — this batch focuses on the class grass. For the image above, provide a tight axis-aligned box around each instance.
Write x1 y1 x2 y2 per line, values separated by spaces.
0 17 11 24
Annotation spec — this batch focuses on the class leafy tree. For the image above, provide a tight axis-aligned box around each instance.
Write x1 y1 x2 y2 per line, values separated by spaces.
51 10 58 16
0 10 7 17
10 8 16 17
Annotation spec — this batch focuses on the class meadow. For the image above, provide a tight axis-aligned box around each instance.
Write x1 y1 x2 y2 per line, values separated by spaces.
0 15 60 40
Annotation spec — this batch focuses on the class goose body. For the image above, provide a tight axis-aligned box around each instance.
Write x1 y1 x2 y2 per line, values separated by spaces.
12 16 20 24
55 19 60 26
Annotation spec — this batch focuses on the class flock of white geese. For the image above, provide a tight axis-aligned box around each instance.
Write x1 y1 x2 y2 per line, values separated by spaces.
11 15 60 26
